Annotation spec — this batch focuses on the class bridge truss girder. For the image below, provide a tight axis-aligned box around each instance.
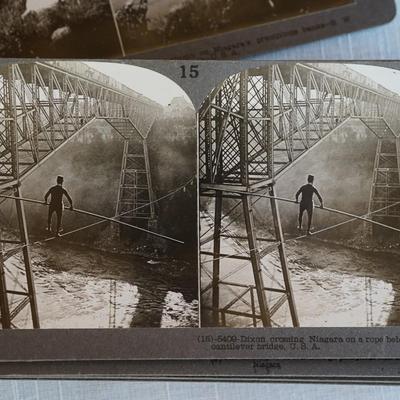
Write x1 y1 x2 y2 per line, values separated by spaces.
200 63 400 187
0 61 161 329
199 63 400 328
0 62 160 187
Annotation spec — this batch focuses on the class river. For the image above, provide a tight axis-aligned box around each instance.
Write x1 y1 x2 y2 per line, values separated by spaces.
201 214 400 327
7 241 198 329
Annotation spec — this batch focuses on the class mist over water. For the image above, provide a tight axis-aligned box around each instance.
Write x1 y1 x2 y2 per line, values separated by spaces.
254 119 378 239
21 120 124 242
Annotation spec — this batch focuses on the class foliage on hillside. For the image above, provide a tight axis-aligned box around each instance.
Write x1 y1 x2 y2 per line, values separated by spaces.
0 0 119 57
116 0 351 52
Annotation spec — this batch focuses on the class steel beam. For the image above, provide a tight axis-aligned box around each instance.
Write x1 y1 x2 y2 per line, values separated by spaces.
14 186 39 328
212 191 223 326
241 194 271 327
268 185 299 327
0 233 11 329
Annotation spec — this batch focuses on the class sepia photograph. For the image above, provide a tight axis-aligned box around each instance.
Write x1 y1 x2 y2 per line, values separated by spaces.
0 0 122 57
111 0 354 54
0 0 394 58
199 62 400 328
0 60 198 329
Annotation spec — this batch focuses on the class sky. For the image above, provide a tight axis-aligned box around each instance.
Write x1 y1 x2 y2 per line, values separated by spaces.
26 0 57 11
347 64 400 96
85 62 191 107
111 0 183 15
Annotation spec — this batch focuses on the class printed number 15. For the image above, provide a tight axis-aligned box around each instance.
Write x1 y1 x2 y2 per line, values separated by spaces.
180 65 199 79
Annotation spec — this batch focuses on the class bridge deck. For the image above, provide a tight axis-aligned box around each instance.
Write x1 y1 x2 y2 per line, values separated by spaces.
0 61 158 108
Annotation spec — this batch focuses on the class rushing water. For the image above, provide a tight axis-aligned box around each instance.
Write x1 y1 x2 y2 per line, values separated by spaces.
201 214 400 327
280 241 399 327
6 241 198 329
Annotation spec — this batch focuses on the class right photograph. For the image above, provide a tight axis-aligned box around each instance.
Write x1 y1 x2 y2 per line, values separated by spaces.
199 62 400 328
111 0 352 55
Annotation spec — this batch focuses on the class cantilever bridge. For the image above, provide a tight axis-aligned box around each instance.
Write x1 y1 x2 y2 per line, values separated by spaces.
0 61 164 329
199 63 400 328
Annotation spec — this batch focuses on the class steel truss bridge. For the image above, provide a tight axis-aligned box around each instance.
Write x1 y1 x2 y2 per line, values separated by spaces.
199 62 400 328
0 61 162 329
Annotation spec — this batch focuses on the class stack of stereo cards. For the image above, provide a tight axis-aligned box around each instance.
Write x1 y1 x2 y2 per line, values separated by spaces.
0 0 400 383
0 0 395 58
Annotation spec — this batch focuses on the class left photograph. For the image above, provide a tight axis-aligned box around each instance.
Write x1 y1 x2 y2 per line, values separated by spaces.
0 61 198 329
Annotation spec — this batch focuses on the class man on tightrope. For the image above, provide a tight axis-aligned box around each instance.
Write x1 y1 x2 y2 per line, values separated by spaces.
295 174 323 235
44 176 73 237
